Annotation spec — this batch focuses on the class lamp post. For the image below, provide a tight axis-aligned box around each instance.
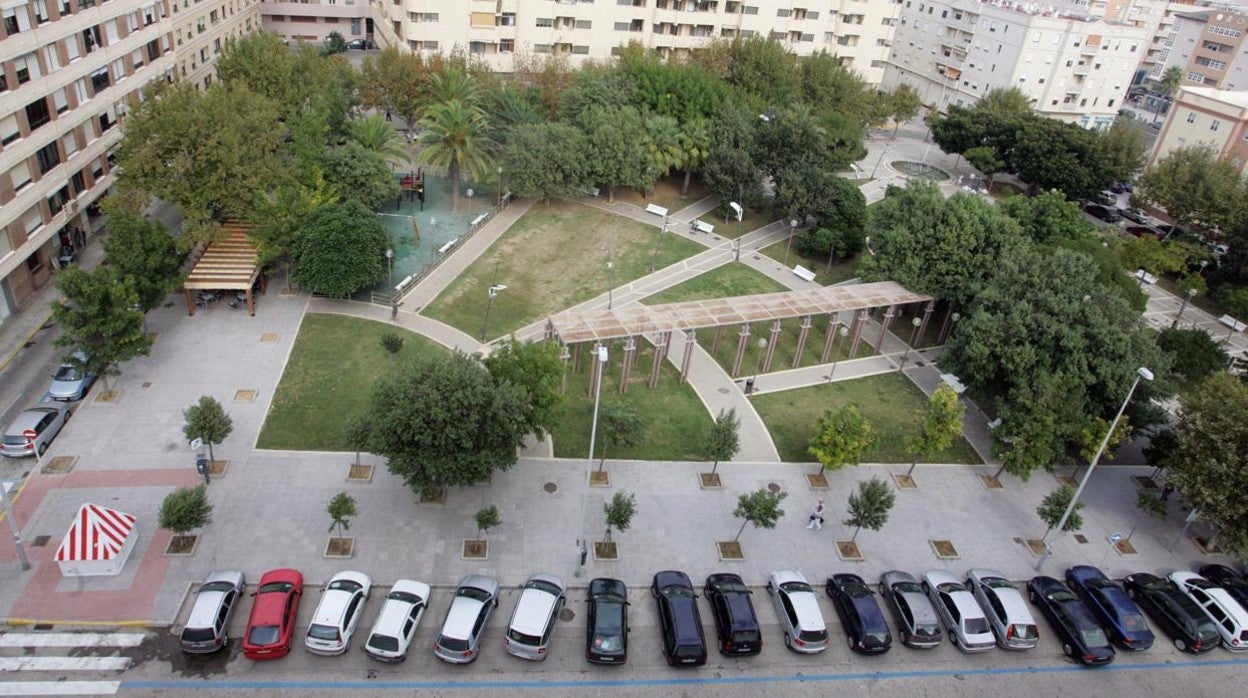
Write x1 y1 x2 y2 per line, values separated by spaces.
466 187 475 215
1173 287 1196 329
480 256 504 341
1036 366 1154 570
496 166 503 206
871 138 891 178
605 232 616 310
1 479 30 571
826 325 850 382
385 247 394 290
650 216 669 272
783 219 798 269
745 337 767 395
729 201 743 261
577 345 609 578
898 316 922 371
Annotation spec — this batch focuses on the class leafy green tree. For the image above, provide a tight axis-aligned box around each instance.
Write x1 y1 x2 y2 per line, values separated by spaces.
889 84 922 135
1220 286 1248 322
992 373 1081 480
1137 145 1248 234
474 505 500 538
290 200 389 296
358 46 428 126
481 81 544 145
998 190 1093 245
380 332 404 355
800 50 870 120
1119 235 1188 283
51 268 152 394
182 396 234 464
843 477 896 541
1011 118 1113 201
346 114 409 166
1037 486 1085 537
323 31 346 55
322 142 401 209
500 123 589 202
602 491 636 543
218 33 357 132
1099 120 1148 185
100 208 182 312
722 37 801 110
813 176 867 247
427 67 482 106
905 385 965 476
808 404 878 475
581 105 652 202
354 351 530 498
817 110 869 170
702 103 763 208
1157 328 1229 383
754 103 829 202
327 492 357 538
1159 65 1184 100
619 46 730 124
598 402 644 471
731 488 787 542
705 408 741 475
416 99 498 211
159 485 212 536
963 146 1004 193
558 66 635 126
483 338 566 439
644 113 684 181
676 116 711 196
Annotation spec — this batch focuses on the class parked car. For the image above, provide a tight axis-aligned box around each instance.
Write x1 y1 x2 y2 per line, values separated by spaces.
0 404 70 458
1027 576 1115 665
243 568 304 660
826 573 892 654
1084 203 1122 223
1169 571 1248 651
878 571 943 649
505 573 567 660
344 38 375 50
766 570 828 654
1109 182 1134 194
1125 225 1160 238
1125 572 1220 653
47 351 96 401
1095 191 1118 206
1065 566 1154 651
1119 207 1151 224
434 574 499 664
652 570 707 667
180 570 246 654
966 569 1038 650
922 570 995 652
1199 564 1248 612
364 579 429 662
585 577 628 665
704 573 762 656
305 571 371 656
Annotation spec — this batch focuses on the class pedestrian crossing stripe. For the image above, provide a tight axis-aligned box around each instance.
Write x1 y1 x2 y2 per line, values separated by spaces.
0 633 145 648
0 682 120 696
0 657 130 671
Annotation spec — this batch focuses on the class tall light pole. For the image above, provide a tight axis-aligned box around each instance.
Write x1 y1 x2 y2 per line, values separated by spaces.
496 166 503 206
826 325 850 382
480 256 504 341
577 345 609 578
729 201 743 261
871 138 891 178
745 337 767 395
1 479 30 571
605 232 616 310
466 187 475 216
1037 366 1153 570
782 219 798 268
898 316 922 371
385 247 394 290
1173 287 1196 329
650 216 669 272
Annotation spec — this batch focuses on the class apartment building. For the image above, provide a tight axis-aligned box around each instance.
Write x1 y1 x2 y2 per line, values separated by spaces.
1153 5 1248 88
260 1 902 87
1150 84 1248 172
0 0 258 324
883 0 1151 129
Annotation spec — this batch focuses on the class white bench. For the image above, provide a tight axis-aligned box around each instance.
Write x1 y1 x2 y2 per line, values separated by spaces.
437 238 459 254
582 187 600 198
1133 269 1157 285
691 219 715 234
792 265 817 282
470 213 488 227
395 275 414 293
1219 315 1247 332
645 203 669 218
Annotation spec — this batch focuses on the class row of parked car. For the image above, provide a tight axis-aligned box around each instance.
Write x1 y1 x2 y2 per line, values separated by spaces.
179 562 1248 668
0 352 95 458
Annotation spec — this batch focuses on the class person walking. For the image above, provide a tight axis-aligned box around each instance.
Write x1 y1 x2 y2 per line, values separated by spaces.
1161 483 1175 502
806 498 825 530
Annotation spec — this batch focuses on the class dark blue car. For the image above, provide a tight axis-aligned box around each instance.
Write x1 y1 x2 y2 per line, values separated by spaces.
704 573 761 656
826 574 892 654
1028 576 1115 666
1065 566 1154 651
1124 573 1220 654
652 571 707 667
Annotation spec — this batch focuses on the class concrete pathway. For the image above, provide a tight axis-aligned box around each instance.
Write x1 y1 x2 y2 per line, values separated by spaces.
308 297 482 353
670 195 720 222
1140 279 1247 361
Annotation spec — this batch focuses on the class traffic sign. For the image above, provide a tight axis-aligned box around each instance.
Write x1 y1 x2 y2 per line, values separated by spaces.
1109 532 1123 543
189 437 203 450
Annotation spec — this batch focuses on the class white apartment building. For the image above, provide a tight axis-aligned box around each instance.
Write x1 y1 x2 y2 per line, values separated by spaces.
884 0 1151 128
261 1 902 87
1150 85 1248 172
0 0 259 323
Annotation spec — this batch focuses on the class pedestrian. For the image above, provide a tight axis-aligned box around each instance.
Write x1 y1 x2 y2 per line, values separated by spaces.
385 109 392 122
806 498 825 530
1161 483 1175 502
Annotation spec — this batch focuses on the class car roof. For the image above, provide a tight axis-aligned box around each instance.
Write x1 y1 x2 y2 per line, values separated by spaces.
313 578 367 626
372 581 428 637
722 589 758 629
667 596 703 643
186 571 243 628
787 589 826 630
442 596 485 640
655 570 693 589
251 570 301 626
511 576 565 635
6 407 61 433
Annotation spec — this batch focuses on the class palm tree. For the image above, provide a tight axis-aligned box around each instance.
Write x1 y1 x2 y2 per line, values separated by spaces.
644 114 684 189
428 68 481 106
346 115 409 166
1156 66 1184 124
416 100 497 211
677 116 711 197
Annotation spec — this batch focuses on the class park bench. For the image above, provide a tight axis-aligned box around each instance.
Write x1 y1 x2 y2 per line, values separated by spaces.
792 265 817 283
1133 269 1157 285
645 203 669 218
437 238 459 254
470 213 488 227
691 219 715 235
1219 315 1246 332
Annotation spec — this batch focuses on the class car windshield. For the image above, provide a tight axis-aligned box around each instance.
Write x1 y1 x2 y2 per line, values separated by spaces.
715 580 749 594
894 581 923 594
983 577 1014 589
524 579 562 596
1080 627 1109 648
1198 622 1221 644
508 628 542 645
1087 578 1114 590
181 627 215 642
674 644 704 658
661 585 694 598
1048 591 1079 604
732 630 760 644
247 625 280 646
456 586 492 602
779 581 813 594
1123 613 1150 632
439 636 470 652
327 579 361 592
307 624 340 642
1185 578 1216 590
865 632 890 645
389 591 421 604
367 634 399 653
937 582 965 593
964 617 991 635
258 582 293 594
53 366 81 381
200 581 235 594
916 623 942 637
843 582 872 598
2 435 28 446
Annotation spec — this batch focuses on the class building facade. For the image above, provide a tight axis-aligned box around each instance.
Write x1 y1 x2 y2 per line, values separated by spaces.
1153 5 1248 88
0 0 259 323
1150 84 1248 172
883 0 1151 128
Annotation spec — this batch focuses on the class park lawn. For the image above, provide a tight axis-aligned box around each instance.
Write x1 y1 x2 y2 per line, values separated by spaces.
423 200 703 340
757 239 861 285
641 263 788 305
551 338 714 461
706 316 878 378
751 372 981 465
613 174 710 215
257 313 447 451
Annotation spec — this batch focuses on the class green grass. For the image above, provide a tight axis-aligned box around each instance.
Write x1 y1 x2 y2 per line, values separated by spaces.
705 316 878 377
756 239 861 286
551 339 714 461
257 314 448 451
751 373 982 464
640 263 788 305
423 200 704 340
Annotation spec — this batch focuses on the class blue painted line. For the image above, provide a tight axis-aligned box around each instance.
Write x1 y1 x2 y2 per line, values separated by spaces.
123 656 1248 691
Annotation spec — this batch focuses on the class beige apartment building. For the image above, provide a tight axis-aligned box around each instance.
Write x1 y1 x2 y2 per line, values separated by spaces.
261 0 902 86
0 0 259 323
1150 84 1248 171
1154 4 1248 88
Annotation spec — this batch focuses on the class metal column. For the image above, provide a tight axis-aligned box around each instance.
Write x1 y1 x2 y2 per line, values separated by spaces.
876 305 896 353
762 319 782 372
849 310 869 358
820 314 840 363
619 336 637 393
648 332 668 389
793 315 813 367
731 323 751 377
679 330 696 384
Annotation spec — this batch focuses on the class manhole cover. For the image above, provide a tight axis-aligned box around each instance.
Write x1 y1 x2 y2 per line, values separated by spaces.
142 382 152 388
559 608 575 622
33 624 53 631
31 535 51 548
767 482 781 493
1074 534 1089 544
718 388 730 394
543 482 557 493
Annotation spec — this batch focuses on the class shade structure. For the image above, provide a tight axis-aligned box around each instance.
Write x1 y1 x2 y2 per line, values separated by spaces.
55 503 138 577
182 221 263 316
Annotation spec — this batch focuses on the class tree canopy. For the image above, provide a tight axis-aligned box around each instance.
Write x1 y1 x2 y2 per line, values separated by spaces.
290 200 390 296
482 338 566 440
500 123 589 201
1136 144 1248 234
51 267 151 393
100 207 182 312
321 142 401 210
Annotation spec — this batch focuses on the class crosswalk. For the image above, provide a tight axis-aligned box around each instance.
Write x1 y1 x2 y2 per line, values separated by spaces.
0 631 142 696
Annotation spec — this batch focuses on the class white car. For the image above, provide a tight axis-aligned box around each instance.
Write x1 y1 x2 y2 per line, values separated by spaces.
505 573 567 660
1169 571 1248 651
765 570 828 653
364 580 430 662
922 570 995 652
305 571 372 655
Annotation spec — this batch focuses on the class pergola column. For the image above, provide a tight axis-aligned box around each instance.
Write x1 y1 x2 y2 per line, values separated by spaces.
559 345 571 395
572 342 583 373
849 310 869 358
938 303 958 344
876 304 896 352
819 314 840 363
710 325 725 354
619 336 637 393
793 315 813 367
731 323 751 377
648 332 669 389
679 330 696 384
762 319 782 372
544 320 556 341
917 300 936 346
660 329 673 362
587 341 604 397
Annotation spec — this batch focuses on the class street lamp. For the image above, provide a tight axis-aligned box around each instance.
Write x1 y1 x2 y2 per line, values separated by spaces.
466 187 475 215
1173 287 1197 329
577 345 609 578
385 248 394 289
650 216 669 272
826 325 850 382
1036 366 1154 570
783 219 798 269
745 337 768 395
496 166 503 206
480 256 504 341
729 201 744 261
898 316 922 371
1 479 30 571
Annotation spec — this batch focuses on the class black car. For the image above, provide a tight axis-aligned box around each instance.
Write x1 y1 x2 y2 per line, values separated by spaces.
652 571 707 667
1084 203 1122 223
585 578 628 665
345 38 376 50
826 574 892 654
1109 182 1133 194
1027 576 1115 666
1124 573 1220 654
704 573 761 656
1199 565 1248 612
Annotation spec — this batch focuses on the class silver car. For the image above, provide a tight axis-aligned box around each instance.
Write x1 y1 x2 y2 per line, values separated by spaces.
1 404 70 458
47 352 97 401
922 570 996 652
435 574 500 663
766 570 828 653
879 571 943 648
966 569 1039 650
180 570 246 653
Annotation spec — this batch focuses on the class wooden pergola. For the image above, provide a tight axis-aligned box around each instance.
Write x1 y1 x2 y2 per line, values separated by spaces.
182 221 264 316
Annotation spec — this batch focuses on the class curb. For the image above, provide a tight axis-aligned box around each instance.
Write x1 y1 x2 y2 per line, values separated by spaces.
4 618 157 628
0 310 55 374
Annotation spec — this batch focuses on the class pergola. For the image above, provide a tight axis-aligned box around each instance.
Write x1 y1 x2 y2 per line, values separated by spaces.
182 221 264 316
545 281 938 393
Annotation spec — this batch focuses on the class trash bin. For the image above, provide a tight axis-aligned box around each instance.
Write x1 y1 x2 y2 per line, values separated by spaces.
744 377 755 395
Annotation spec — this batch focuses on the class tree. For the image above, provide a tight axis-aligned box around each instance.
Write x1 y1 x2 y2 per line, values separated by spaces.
889 84 922 136
327 491 357 538
474 505 501 538
843 477 896 541
754 103 830 203
100 208 182 312
811 176 867 254
721 37 801 110
731 488 787 542
1157 328 1228 383
346 114 409 166
644 113 684 183
701 103 763 208
905 385 966 476
323 31 346 55
159 485 212 536
290 200 390 296
1098 120 1148 185
1136 145 1248 234
598 402 644 471
800 50 870 120
1011 118 1113 201
499 123 589 202
963 146 1004 193
676 116 711 196
416 99 498 211
358 46 427 126
182 396 234 464
1163 373 1248 554
354 352 529 498
51 267 152 394
808 404 878 474
380 332 404 355
998 190 1093 245
322 142 401 210
705 408 741 475
483 338 566 439
1037 485 1085 537
581 105 652 202
602 491 636 543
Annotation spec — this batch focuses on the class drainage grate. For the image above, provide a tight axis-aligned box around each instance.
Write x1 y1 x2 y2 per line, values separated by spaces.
31 535 51 548
543 482 557 493
33 624 53 631
142 382 152 388
260 332 279 343
767 482 781 493
1074 534 1089 544
233 389 257 403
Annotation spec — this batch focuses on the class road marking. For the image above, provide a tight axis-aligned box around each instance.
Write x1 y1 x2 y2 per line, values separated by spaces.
0 633 145 648
0 657 130 672
0 682 120 696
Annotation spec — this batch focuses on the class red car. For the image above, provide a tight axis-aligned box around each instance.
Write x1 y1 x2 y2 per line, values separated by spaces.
243 569 304 660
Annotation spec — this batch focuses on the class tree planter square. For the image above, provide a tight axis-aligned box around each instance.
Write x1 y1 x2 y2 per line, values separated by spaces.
94 389 122 404
1114 539 1138 555
1192 536 1221 554
41 455 78 474
1056 474 1078 488
717 541 744 560
806 473 829 490
462 539 488 560
165 534 198 556
979 475 1003 489
1131 476 1158 490
836 541 863 561
420 486 447 504
347 464 374 482
594 542 618 561
1024 539 1047 557
209 460 229 478
892 474 917 489
930 539 959 560
699 473 723 489
325 537 354 558
589 471 610 487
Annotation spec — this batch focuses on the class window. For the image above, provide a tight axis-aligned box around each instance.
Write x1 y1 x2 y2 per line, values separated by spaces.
3 6 31 35
1187 72 1206 84
91 68 110 93
62 132 78 158
75 78 89 104
66 35 82 62
500 38 514 53
25 98 51 132
1209 25 1242 39
44 45 61 71
10 159 32 190
536 17 553 27
1187 112 1197 124
0 114 19 146
36 141 61 174
776 8 789 16
53 88 69 114
24 206 44 236
1210 120 1220 132
15 53 41 85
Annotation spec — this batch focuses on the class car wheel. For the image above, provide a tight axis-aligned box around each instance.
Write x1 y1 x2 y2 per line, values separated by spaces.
1174 638 1187 652
765 583 774 596
783 633 791 649
1029 590 1039 604
37 442 48 456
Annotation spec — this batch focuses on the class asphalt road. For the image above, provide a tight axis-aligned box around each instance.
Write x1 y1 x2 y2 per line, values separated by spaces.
0 317 72 484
